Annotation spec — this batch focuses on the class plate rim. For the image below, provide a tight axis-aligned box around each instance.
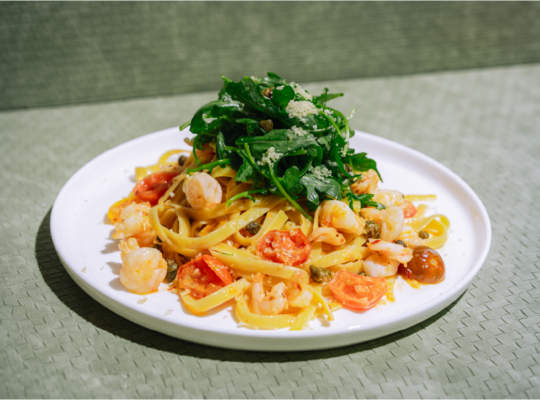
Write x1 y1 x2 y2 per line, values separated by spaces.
50 127 492 351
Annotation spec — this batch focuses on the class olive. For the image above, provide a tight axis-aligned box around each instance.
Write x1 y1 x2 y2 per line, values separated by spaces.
364 220 381 239
178 155 188 166
259 119 274 133
395 240 407 248
310 265 332 283
418 230 429 239
245 221 262 236
262 87 273 99
400 246 445 284
164 259 179 283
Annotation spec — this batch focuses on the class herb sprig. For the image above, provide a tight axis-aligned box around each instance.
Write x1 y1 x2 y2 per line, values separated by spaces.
182 73 384 220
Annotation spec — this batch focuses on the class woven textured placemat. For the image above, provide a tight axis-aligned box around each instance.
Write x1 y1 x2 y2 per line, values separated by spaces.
1 64 539 398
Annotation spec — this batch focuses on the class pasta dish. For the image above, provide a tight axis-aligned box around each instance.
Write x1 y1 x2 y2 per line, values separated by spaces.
107 73 450 330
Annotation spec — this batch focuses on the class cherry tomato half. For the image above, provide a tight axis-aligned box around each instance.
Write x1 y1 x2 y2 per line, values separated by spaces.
328 270 387 310
403 201 417 218
133 171 178 205
399 246 445 284
256 229 311 266
177 255 233 299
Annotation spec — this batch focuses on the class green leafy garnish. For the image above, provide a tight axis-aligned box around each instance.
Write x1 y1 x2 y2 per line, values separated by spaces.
346 192 386 211
181 72 382 220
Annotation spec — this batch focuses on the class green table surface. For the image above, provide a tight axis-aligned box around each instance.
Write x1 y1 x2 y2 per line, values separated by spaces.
1 64 539 398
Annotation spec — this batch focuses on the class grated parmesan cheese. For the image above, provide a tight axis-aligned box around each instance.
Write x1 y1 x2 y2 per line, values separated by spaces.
290 82 313 100
324 109 333 115
290 126 309 137
258 147 283 166
310 165 332 180
276 85 284 90
286 100 317 119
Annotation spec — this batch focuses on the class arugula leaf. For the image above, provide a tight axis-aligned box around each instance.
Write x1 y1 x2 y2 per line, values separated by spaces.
234 151 256 183
313 88 344 106
345 192 386 210
300 173 341 210
349 152 382 180
190 99 245 134
237 129 319 163
223 76 288 122
282 166 303 194
215 132 230 160
272 85 295 109
266 72 287 85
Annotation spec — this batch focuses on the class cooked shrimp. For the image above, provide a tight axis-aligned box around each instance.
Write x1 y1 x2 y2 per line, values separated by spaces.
320 200 364 234
380 206 405 242
251 273 288 316
397 225 424 249
119 244 167 294
112 202 155 247
183 172 222 210
308 227 346 246
361 205 404 242
286 271 313 308
372 189 405 208
195 143 216 165
350 169 379 194
363 253 400 278
118 238 140 261
367 239 413 264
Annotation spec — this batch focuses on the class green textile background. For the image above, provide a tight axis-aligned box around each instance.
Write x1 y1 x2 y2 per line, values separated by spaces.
2 1 540 110
1 64 539 398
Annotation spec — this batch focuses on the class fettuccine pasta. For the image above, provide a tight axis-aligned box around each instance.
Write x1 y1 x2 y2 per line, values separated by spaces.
108 148 450 330
107 73 451 331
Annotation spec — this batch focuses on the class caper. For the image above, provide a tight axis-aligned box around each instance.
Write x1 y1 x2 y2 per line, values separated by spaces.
151 242 163 252
395 240 407 248
310 265 332 283
418 230 429 239
259 119 274 133
245 221 262 236
164 259 178 283
344 164 353 175
178 155 188 166
364 220 381 239
262 87 273 99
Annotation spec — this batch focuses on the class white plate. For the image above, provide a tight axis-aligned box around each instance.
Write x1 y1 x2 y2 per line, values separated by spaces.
51 127 491 351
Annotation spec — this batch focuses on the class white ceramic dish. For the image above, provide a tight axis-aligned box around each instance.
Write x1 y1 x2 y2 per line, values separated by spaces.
51 127 491 351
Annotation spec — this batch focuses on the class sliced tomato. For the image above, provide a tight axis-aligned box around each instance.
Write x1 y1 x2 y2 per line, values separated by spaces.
256 229 311 266
177 255 233 299
403 201 417 218
328 270 387 310
133 171 178 205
